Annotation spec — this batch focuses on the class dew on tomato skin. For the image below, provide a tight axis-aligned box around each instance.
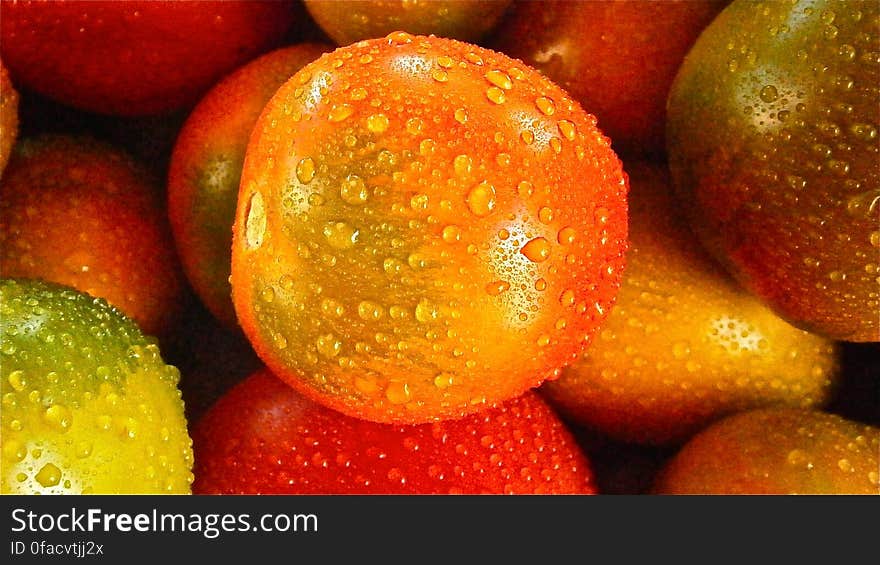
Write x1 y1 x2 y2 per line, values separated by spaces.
485 69 513 90
521 237 551 263
35 462 62 488
535 96 555 116
328 104 354 122
466 181 496 216
486 86 506 104
557 120 577 141
454 108 468 124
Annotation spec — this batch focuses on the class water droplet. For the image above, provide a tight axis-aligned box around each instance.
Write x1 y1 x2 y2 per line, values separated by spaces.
296 157 316 184
535 97 555 116
44 404 72 432
323 221 359 249
557 227 577 246
557 120 576 141
538 207 554 224
431 69 448 82
485 70 513 90
35 463 62 488
367 113 389 133
759 85 778 103
536 334 551 347
467 181 496 217
245 192 266 249
436 55 454 68
453 154 472 176
486 86 506 104
442 225 461 243
8 370 26 392
328 104 354 122
434 373 454 389
454 108 468 124
521 237 551 262
485 280 510 296
837 458 852 472
846 189 879 218
406 117 424 135
534 278 547 291
316 334 341 358
340 175 369 204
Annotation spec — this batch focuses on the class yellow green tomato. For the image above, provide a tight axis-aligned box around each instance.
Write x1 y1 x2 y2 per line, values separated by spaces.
1 279 193 494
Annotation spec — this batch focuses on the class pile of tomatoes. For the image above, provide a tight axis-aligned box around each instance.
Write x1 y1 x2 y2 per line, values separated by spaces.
0 0 877 496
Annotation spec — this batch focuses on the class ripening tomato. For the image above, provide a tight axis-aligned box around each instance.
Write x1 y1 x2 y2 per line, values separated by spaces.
231 33 628 424
0 0 294 116
304 0 512 46
489 0 727 156
193 368 595 494
168 43 331 327
0 279 193 494
0 136 184 337
0 57 18 177
653 409 880 494
667 0 880 342
541 162 839 446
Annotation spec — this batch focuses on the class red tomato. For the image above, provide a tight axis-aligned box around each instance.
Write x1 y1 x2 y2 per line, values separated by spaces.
0 1 294 115
193 369 596 494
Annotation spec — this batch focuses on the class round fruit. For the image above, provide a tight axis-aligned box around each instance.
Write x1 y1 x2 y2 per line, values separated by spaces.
0 135 184 337
489 0 726 155
169 43 331 327
0 1 293 115
0 57 18 177
667 0 880 342
193 368 595 494
304 0 511 46
653 409 880 494
542 162 839 446
0 278 193 494
231 33 628 424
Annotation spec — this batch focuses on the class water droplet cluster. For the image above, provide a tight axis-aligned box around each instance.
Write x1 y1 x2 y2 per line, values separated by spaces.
231 34 627 423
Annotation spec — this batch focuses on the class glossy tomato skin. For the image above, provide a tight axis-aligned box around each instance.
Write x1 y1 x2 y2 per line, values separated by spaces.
304 0 512 46
0 135 184 337
0 1 294 116
0 279 193 494
667 0 880 342
231 34 628 424
653 409 880 494
193 369 595 494
489 0 727 156
168 43 331 327
0 58 18 176
542 162 839 446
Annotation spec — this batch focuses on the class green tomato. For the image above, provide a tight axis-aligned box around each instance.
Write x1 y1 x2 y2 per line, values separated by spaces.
1 279 193 494
667 0 879 342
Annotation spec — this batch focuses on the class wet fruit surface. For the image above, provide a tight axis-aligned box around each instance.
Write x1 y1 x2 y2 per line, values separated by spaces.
542 162 839 445
304 0 512 46
667 0 880 342
0 1 293 115
489 0 727 155
193 368 594 494
231 34 628 424
0 135 184 337
169 43 331 327
0 58 18 177
653 408 880 494
0 279 193 494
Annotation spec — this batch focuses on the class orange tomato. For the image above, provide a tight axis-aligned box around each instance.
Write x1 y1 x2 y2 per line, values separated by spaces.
231 34 628 423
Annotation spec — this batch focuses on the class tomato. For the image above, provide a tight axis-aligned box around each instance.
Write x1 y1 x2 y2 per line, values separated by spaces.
0 135 184 337
304 0 512 46
489 0 727 156
168 44 331 327
0 279 193 494
0 1 294 116
231 33 628 424
193 368 594 494
0 58 17 177
541 162 839 445
653 409 880 494
667 0 880 342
